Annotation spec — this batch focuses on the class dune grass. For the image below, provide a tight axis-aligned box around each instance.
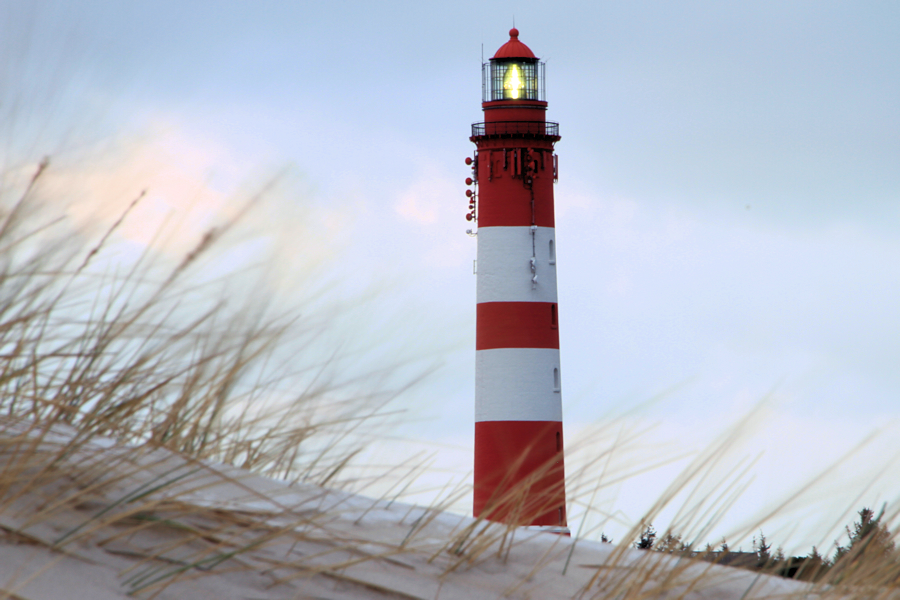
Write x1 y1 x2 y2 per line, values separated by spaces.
0 158 898 599
0 158 406 482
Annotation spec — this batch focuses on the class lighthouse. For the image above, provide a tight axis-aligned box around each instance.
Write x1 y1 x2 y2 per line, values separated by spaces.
467 28 567 530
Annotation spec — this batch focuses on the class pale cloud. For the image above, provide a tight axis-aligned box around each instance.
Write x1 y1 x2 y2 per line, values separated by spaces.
38 121 244 258
14 120 389 327
393 166 456 226
389 163 474 269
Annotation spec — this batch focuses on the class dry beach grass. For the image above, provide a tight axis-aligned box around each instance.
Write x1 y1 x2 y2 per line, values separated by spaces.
0 161 898 599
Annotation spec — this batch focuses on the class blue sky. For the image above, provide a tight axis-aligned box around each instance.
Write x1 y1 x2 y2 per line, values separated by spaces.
3 0 900 552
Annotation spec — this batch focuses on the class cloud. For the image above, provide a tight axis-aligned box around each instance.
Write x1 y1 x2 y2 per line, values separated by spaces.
33 122 241 257
389 163 474 270
393 166 456 226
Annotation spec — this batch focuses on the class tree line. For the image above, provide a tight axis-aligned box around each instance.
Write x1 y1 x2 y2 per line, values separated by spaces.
609 507 898 583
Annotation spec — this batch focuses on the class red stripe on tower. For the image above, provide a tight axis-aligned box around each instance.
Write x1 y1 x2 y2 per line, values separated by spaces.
467 28 567 532
476 302 559 350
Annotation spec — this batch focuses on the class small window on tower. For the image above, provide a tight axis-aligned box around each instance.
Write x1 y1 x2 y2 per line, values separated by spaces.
553 368 560 392
549 239 555 264
551 304 558 329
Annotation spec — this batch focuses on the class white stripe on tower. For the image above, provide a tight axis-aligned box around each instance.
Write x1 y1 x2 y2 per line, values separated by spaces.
476 348 561 421
476 226 557 304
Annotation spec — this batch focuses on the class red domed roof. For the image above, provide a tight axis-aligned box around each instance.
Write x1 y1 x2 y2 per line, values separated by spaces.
492 28 536 59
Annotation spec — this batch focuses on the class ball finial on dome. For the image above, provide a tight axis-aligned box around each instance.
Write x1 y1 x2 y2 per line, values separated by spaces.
491 27 535 59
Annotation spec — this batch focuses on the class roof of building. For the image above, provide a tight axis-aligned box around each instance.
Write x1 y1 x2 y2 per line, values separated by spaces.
492 28 537 60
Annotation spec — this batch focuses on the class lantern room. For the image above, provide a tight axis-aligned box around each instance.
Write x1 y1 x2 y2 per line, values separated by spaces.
482 28 546 102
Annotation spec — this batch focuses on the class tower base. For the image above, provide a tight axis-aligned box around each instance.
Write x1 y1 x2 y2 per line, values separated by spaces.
474 420 567 527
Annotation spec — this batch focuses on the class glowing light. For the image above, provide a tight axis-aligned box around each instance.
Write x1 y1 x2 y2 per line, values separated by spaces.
503 64 524 99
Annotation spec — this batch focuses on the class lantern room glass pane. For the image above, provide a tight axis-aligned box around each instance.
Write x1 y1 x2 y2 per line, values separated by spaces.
483 59 545 102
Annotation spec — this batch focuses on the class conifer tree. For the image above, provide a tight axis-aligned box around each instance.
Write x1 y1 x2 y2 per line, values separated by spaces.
634 524 657 550
754 531 772 568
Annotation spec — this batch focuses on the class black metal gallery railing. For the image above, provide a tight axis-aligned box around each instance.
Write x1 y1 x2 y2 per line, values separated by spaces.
471 121 560 138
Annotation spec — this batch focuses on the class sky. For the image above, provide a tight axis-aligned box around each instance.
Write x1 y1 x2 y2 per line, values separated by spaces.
2 0 900 554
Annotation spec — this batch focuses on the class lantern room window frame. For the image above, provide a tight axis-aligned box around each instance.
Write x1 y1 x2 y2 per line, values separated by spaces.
482 58 546 102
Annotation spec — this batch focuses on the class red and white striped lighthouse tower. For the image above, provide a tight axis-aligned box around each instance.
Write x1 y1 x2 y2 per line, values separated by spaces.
466 29 567 530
